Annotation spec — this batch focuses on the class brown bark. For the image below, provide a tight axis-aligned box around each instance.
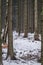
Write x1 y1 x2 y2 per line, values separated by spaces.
0 0 3 64
41 0 43 64
34 0 39 40
24 0 28 37
7 0 16 60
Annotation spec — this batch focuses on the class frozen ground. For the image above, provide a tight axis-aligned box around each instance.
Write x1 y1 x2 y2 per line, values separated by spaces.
2 31 41 65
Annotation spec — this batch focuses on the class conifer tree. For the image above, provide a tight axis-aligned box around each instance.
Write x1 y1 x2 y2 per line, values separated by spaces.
7 0 16 60
34 0 39 40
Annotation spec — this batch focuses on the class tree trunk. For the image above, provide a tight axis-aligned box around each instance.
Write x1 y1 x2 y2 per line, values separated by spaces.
7 0 16 60
16 1 19 32
34 0 39 40
16 0 21 35
41 17 43 65
24 0 28 37
20 0 24 33
41 0 43 64
2 21 8 44
3 0 8 44
18 0 21 35
1 0 8 44
0 0 3 65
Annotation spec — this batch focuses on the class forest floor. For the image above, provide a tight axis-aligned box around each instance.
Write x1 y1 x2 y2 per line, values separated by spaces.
2 31 41 65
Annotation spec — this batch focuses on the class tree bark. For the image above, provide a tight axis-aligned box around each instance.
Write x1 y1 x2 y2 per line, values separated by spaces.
18 0 21 35
0 0 3 65
16 0 19 32
24 0 28 37
7 0 16 60
20 0 24 33
34 0 39 40
16 0 21 35
41 17 43 65
41 0 43 64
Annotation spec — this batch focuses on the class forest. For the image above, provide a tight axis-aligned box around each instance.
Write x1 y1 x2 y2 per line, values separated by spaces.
0 0 43 65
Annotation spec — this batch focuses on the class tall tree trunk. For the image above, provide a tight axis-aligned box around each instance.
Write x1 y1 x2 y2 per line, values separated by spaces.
0 0 3 65
34 0 39 40
29 0 34 33
18 0 21 35
1 0 7 44
16 0 21 35
3 0 8 44
3 0 7 44
7 0 16 60
24 0 28 37
16 0 19 32
41 16 43 65
41 0 43 64
20 0 24 33
28 0 30 33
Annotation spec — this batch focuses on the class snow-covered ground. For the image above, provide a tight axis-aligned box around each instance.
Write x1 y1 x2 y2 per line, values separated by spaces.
2 31 41 65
